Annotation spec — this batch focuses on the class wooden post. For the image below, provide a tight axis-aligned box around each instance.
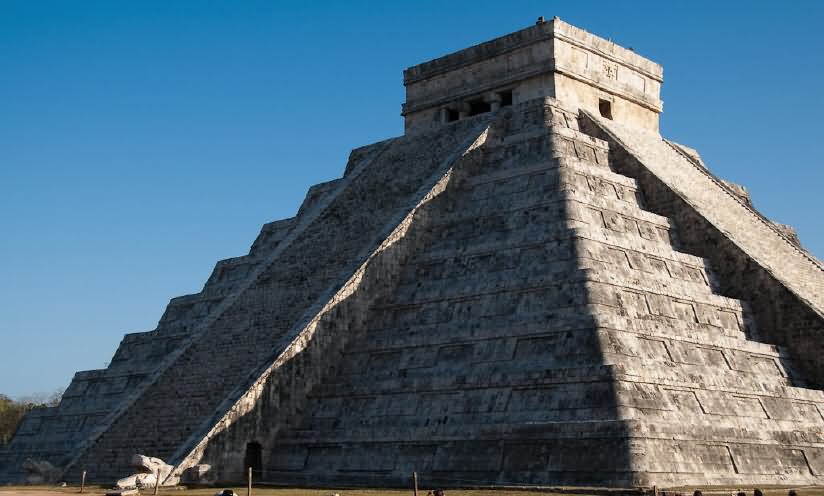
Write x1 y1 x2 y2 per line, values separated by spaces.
80 470 86 494
153 468 160 496
247 466 252 496
413 471 419 496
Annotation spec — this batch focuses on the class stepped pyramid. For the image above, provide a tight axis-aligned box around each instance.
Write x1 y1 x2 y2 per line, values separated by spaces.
3 17 824 488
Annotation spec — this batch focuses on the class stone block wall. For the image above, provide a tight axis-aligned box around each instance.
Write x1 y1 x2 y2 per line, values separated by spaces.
188 98 824 488
184 120 491 483
58 113 490 482
193 99 637 486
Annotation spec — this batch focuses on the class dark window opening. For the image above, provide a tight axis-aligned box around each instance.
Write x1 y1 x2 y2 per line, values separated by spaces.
599 99 613 120
244 441 263 478
468 99 491 116
446 108 460 122
498 90 513 107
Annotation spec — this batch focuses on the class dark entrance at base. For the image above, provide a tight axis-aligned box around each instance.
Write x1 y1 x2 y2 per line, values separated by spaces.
244 441 263 479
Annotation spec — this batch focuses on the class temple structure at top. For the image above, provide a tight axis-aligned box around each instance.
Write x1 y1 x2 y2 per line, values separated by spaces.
402 17 663 133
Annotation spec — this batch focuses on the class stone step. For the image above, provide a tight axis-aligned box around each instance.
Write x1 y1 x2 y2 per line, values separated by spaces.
466 154 636 195
613 363 824 402
587 272 745 315
464 157 640 209
411 226 715 299
286 410 824 447
594 310 758 349
316 364 613 396
423 217 577 258
621 417 824 444
353 308 599 352
319 346 797 399
603 350 791 387
352 313 759 365
583 258 718 303
619 404 824 429
568 197 674 241
394 259 583 302
279 417 629 446
395 248 718 310
557 155 639 189
248 217 296 255
283 417 632 445
574 228 719 288
390 262 740 326
432 187 671 238
453 160 643 217
341 322 789 383
336 332 603 378
398 236 576 286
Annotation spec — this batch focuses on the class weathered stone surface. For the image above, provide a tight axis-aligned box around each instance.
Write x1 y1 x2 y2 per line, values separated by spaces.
180 464 213 484
115 455 176 489
403 17 662 134
1 16 822 490
21 459 60 485
115 472 155 490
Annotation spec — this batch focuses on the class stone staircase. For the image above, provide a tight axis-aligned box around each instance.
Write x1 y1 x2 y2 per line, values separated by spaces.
236 98 824 487
55 114 490 482
252 100 630 486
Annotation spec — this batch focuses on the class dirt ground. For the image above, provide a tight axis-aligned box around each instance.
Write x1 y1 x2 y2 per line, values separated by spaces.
2 487 823 496
0 488 579 496
0 487 617 496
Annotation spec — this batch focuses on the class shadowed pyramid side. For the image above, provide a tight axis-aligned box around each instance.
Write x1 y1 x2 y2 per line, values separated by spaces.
183 98 635 487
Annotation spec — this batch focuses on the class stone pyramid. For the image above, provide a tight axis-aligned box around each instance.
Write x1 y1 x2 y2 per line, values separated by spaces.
3 17 824 489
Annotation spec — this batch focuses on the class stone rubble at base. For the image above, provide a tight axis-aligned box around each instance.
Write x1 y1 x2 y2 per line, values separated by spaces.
20 459 60 485
2 16 823 489
114 455 176 490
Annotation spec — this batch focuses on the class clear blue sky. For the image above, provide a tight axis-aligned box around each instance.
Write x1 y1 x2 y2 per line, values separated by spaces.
1 1 822 399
